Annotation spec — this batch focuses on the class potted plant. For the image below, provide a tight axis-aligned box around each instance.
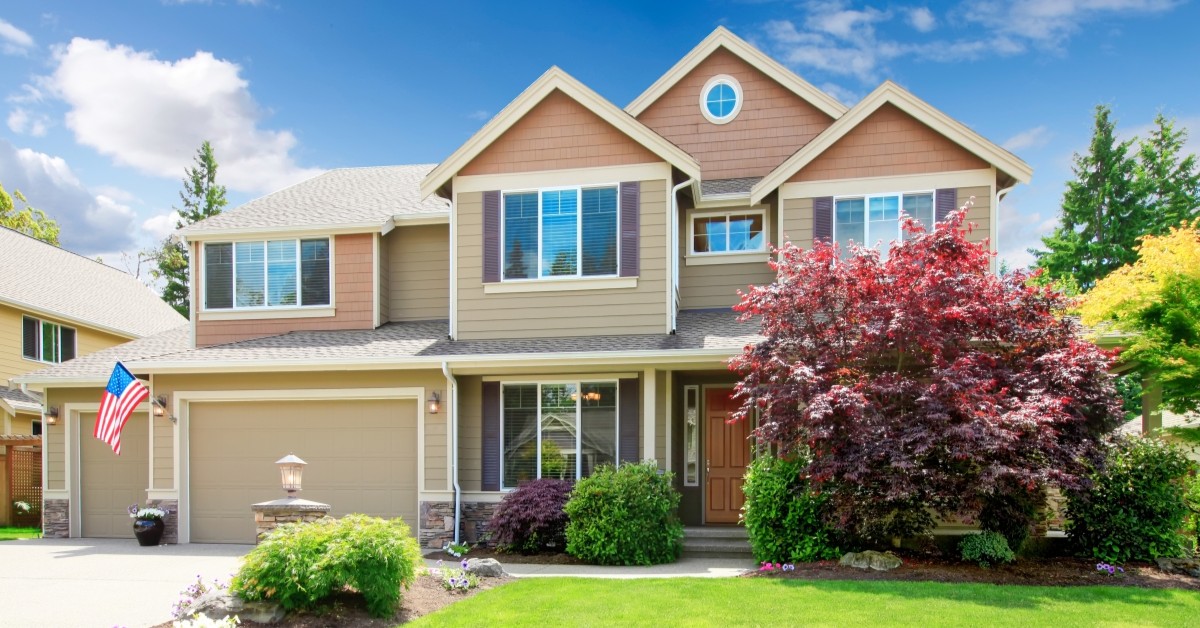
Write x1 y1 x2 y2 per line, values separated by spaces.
128 503 169 546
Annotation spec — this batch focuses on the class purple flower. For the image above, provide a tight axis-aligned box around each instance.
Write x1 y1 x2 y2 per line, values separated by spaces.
461 559 470 570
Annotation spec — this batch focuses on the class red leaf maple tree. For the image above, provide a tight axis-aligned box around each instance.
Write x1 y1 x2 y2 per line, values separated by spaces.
731 210 1123 540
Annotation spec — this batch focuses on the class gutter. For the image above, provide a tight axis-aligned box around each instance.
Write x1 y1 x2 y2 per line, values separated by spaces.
441 362 462 544
669 178 695 333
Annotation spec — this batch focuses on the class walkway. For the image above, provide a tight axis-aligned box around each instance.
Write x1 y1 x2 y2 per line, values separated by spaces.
427 556 754 579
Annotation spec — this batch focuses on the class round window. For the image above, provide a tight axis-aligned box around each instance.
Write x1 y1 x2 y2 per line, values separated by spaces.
699 75 742 125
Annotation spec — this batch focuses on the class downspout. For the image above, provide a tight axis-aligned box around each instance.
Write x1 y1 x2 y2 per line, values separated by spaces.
441 361 462 543
669 178 695 333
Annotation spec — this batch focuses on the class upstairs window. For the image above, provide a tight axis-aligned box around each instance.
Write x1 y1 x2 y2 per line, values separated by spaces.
22 316 76 363
834 192 934 259
691 210 766 255
700 75 743 125
503 186 618 280
204 238 330 310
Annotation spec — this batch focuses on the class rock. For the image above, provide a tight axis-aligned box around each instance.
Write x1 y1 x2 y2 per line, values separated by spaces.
465 557 506 578
1156 557 1200 578
839 550 903 572
193 591 286 624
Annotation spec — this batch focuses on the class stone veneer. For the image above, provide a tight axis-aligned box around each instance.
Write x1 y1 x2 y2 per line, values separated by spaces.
147 499 180 545
251 498 331 544
43 498 68 538
419 500 500 549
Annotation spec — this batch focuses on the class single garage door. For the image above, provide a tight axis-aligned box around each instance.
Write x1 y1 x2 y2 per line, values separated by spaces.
80 411 149 537
189 399 418 543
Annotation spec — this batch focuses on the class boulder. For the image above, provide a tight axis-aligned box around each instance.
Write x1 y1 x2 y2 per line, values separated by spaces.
192 591 286 624
1156 557 1200 578
839 550 903 572
465 557 506 578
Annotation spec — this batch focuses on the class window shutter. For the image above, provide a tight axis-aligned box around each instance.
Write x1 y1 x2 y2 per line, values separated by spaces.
60 327 76 362
935 188 958 222
813 196 833 242
618 378 640 464
618 182 640 277
21 317 37 360
481 381 501 491
482 191 501 283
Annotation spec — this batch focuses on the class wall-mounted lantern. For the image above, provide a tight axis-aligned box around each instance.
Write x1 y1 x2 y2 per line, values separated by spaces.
46 406 59 426
276 453 307 497
427 391 441 415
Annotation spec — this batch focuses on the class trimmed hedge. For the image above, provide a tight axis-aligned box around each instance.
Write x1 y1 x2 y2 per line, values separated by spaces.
959 530 1015 568
489 478 573 554
564 461 683 565
741 454 841 563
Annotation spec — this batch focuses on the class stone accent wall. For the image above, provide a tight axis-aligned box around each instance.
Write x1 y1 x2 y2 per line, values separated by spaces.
251 500 331 544
461 502 499 546
419 500 501 549
43 498 68 538
148 499 180 545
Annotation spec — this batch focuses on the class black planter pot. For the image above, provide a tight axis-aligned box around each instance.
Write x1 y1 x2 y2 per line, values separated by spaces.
134 518 165 546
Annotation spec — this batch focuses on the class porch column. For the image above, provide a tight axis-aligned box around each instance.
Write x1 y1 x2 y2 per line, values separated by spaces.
643 368 656 463
1142 373 1163 435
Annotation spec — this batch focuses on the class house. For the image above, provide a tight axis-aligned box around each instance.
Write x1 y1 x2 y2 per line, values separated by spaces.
0 226 185 526
13 28 1031 546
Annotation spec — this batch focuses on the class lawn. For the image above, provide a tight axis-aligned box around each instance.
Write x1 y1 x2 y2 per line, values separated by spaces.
409 577 1200 627
0 527 41 541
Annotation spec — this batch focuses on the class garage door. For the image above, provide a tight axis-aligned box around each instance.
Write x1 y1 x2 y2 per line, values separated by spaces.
189 399 418 543
81 412 149 537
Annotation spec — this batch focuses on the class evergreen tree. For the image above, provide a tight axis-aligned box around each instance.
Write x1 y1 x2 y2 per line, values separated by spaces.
0 183 60 245
154 141 227 317
1135 114 1200 235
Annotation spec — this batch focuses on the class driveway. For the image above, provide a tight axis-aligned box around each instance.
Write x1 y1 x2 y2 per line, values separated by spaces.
0 538 248 628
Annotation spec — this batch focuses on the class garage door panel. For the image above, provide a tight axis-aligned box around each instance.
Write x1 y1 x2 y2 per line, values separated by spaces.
81 412 150 538
190 399 419 544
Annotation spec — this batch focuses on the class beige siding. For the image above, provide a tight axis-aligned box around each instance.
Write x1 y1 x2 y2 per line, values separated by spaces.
378 233 390 325
43 387 114 492
782 197 815 249
386 224 450 322
456 179 669 340
153 414 173 490
0 303 130 382
960 185 993 245
457 376 482 492
425 402 448 491
655 371 667 467
678 205 777 310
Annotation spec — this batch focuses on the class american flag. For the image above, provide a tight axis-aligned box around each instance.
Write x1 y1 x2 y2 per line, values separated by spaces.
95 362 149 455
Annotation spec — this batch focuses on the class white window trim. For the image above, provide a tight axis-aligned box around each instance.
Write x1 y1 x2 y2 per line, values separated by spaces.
687 208 769 258
832 189 936 252
500 184 621 283
699 74 743 125
200 236 336 313
499 379 620 491
21 316 75 365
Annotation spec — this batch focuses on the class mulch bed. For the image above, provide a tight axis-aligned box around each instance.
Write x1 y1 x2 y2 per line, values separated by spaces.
424 547 583 565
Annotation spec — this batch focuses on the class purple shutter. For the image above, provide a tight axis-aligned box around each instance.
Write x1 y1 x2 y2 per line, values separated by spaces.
813 196 833 243
481 381 501 491
618 378 640 465
935 188 957 222
482 191 501 283
619 182 640 277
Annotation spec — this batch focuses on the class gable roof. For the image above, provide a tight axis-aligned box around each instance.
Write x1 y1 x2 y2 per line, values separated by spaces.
11 324 191 386
421 67 701 199
180 165 450 238
626 26 847 120
750 80 1033 204
0 227 186 338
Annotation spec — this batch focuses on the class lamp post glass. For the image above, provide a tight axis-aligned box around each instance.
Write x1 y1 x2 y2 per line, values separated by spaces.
276 454 307 497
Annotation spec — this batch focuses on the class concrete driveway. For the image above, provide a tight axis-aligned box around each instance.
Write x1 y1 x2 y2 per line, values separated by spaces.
0 538 248 628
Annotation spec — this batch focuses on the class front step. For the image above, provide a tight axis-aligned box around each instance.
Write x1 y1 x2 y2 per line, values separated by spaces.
682 526 754 559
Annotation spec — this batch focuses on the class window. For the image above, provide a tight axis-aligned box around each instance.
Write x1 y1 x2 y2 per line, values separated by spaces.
22 316 75 363
683 386 699 486
32 420 42 436
834 192 935 259
204 238 330 310
691 210 766 255
501 381 618 489
700 75 742 125
502 187 618 280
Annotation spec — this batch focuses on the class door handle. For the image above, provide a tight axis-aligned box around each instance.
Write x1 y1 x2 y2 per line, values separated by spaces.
706 459 711 475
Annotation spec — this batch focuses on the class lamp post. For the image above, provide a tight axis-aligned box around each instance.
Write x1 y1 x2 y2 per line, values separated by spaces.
276 454 307 498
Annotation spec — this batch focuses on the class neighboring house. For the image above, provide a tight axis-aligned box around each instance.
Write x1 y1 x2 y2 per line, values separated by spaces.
0 226 185 526
15 28 1032 545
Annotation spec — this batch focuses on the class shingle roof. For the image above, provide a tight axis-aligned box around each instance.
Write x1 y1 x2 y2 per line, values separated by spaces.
179 165 449 235
699 177 761 198
12 324 192 382
0 385 41 413
0 227 187 337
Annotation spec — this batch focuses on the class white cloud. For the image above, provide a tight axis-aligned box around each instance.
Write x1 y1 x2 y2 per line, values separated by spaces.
907 7 937 32
467 110 491 121
1002 125 1051 152
41 37 323 195
818 81 861 106
959 0 1177 48
0 18 34 55
142 210 182 241
7 107 49 136
997 191 1060 270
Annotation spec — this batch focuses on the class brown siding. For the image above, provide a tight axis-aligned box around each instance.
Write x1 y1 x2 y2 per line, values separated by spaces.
636 48 835 180
790 104 989 182
378 234 390 325
386 224 450 322
0 303 130 382
195 233 376 347
455 179 669 340
460 89 660 176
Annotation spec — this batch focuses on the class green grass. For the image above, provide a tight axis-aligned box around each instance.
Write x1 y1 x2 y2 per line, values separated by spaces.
409 577 1200 627
0 527 41 540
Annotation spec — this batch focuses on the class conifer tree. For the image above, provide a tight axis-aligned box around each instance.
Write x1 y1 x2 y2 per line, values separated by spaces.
155 141 227 317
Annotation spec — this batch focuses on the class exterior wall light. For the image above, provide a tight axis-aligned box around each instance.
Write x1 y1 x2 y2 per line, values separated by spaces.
276 453 307 497
46 406 59 426
428 391 441 415
151 395 177 424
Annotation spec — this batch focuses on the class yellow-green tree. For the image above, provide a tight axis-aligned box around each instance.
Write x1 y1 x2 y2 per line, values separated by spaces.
1081 224 1200 413
0 182 60 245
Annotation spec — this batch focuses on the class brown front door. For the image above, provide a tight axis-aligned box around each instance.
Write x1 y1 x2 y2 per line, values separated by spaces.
705 388 752 524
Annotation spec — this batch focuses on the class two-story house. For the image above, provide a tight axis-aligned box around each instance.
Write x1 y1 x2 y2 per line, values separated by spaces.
0 226 184 526
17 28 1031 546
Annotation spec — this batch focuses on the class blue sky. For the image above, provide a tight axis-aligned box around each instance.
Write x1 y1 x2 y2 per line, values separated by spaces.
0 0 1197 273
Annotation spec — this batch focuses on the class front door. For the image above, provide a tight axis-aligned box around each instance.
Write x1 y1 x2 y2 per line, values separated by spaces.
704 388 752 524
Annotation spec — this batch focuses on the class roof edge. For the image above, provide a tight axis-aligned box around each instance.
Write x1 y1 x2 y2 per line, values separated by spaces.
0 295 144 340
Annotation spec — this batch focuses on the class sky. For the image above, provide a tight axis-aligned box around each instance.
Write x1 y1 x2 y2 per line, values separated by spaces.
1 0 1198 275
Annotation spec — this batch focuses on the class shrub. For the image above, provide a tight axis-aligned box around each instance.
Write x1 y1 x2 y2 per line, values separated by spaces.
959 531 1015 567
564 461 683 565
741 454 840 563
489 478 573 554
232 514 423 618
1185 472 1200 554
978 480 1047 554
1065 436 1193 563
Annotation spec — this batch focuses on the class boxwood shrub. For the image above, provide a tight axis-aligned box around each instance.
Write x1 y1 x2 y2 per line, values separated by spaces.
489 478 573 554
232 514 423 618
741 454 841 563
564 461 683 565
959 530 1015 567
